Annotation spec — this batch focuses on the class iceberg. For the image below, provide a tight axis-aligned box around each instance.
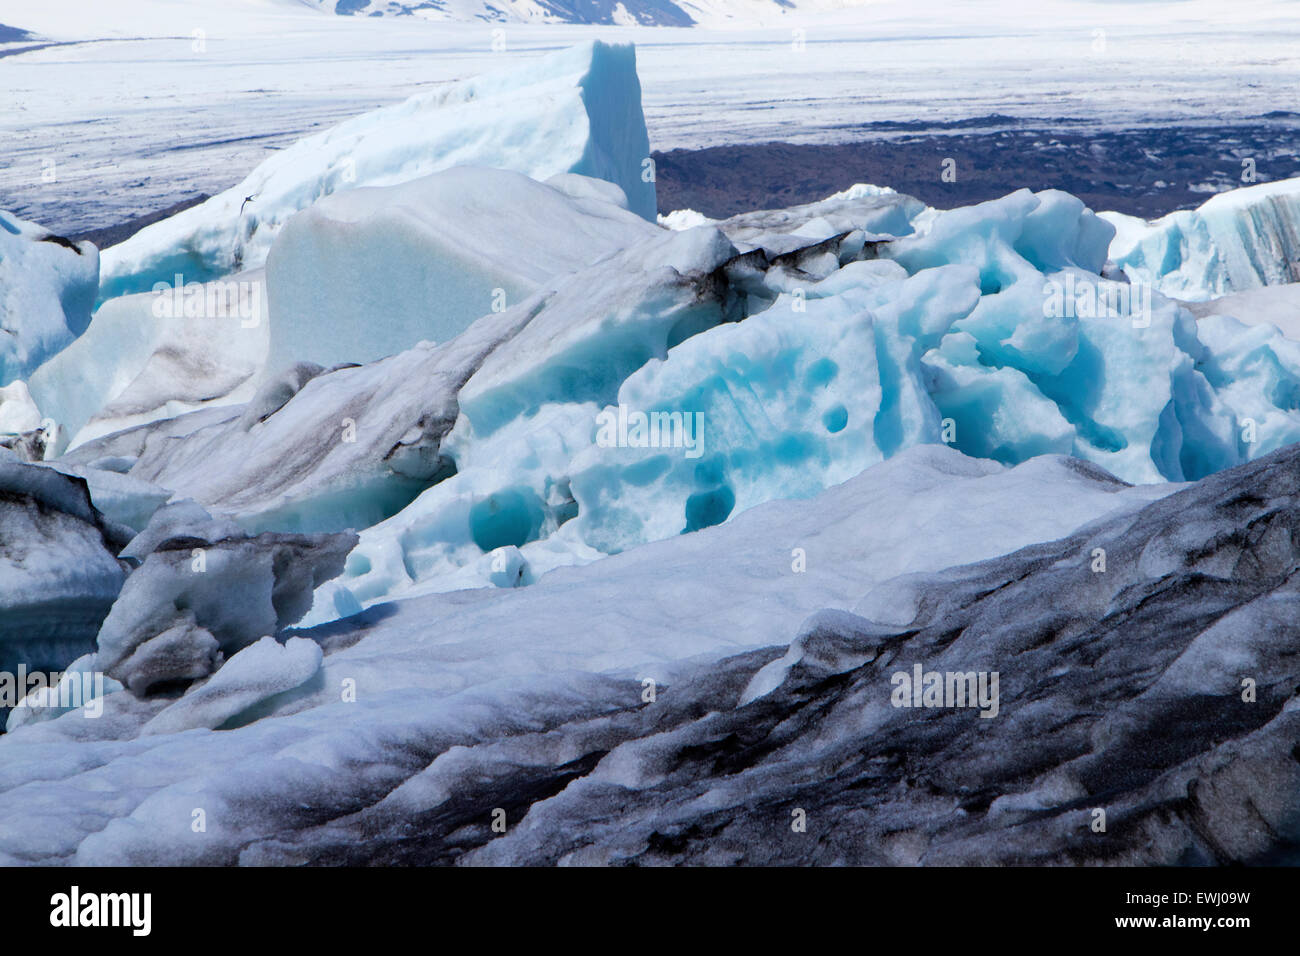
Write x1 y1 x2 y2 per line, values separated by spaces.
68 312 529 535
97 40 656 301
297 186 1300 619
1103 176 1300 301
33 168 656 452
52 177 1300 623
0 210 98 386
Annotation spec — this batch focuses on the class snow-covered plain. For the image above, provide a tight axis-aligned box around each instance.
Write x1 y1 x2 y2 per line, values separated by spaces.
2 0 1299 234
294 0 874 26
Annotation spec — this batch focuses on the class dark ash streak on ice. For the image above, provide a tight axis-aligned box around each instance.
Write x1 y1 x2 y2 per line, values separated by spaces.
239 445 1300 866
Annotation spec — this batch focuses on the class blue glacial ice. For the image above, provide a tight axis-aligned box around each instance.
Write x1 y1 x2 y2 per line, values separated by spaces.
265 167 660 372
27 270 270 452
31 166 657 452
283 183 1300 622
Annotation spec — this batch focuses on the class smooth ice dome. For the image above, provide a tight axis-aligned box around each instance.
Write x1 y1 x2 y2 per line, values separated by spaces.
97 40 656 301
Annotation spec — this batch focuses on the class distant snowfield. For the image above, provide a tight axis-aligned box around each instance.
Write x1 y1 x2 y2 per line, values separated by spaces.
1 0 1298 233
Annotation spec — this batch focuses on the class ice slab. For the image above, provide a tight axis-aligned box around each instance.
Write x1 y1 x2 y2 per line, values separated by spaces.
28 271 269 452
264 167 660 371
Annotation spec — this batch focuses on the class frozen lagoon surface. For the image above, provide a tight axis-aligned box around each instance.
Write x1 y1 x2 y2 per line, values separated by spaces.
3 0 1300 234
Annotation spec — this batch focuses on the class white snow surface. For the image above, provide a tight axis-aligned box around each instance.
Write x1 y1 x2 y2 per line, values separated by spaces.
280 185 1300 622
300 0 874 26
